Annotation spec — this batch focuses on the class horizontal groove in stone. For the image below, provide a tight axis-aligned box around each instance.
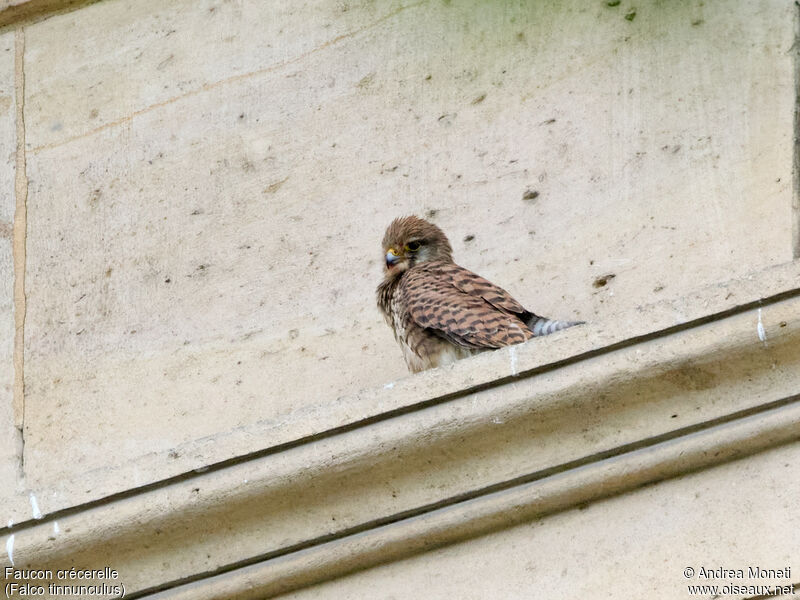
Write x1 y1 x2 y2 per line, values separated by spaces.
139 397 800 599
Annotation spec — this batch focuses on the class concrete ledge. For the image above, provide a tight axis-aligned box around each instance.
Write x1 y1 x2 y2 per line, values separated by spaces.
14 259 800 523
149 398 800 600
2 265 799 598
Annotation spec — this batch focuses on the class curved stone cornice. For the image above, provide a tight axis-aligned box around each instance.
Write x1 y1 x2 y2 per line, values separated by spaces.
3 263 799 598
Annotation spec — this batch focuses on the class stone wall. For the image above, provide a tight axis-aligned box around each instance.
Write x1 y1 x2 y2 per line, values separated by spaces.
0 1 797 598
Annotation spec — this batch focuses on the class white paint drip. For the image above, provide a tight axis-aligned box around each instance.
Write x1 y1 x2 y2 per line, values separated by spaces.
757 308 767 344
53 521 60 535
6 521 14 566
383 382 395 390
29 492 42 519
509 346 518 376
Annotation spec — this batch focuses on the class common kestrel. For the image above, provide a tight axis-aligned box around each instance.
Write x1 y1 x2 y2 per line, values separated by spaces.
376 216 583 373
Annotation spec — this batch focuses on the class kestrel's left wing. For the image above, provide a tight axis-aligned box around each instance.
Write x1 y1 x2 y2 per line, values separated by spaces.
400 261 534 349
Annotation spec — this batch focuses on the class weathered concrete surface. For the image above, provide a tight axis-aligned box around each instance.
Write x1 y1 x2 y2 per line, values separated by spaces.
18 0 796 506
11 258 800 520
0 30 22 516
5 294 800 597
279 440 800 600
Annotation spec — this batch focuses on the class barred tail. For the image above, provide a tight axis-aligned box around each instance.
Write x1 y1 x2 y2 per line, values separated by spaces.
526 315 585 337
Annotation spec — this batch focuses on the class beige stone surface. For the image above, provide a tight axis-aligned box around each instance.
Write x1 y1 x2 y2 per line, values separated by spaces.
0 30 21 514
5 296 799 597
16 255 800 520
18 0 796 505
279 440 800 600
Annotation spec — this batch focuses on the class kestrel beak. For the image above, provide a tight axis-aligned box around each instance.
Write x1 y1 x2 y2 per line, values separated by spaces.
385 248 401 269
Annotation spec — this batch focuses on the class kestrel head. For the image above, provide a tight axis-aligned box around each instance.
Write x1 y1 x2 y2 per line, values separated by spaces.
381 216 453 276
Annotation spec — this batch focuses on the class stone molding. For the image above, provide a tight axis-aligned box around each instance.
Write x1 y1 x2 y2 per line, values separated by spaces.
3 262 799 598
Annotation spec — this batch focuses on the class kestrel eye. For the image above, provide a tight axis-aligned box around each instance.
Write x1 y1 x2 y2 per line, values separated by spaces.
405 241 422 252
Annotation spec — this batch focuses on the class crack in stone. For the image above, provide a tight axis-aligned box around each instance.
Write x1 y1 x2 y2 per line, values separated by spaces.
793 1 800 259
13 26 27 476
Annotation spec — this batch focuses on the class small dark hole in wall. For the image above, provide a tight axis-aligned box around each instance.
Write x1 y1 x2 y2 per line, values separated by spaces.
593 274 616 288
522 189 539 201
